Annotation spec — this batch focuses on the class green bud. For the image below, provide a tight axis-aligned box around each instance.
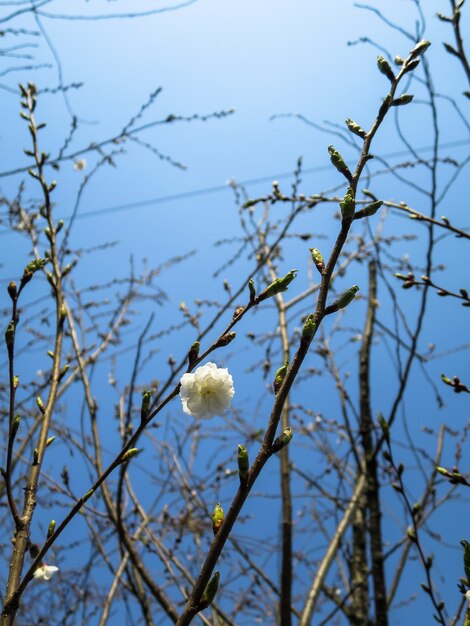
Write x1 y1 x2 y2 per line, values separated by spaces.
391 94 414 106
83 488 94 503
33 448 39 465
46 436 55 447
309 248 325 273
21 258 48 287
328 145 352 181
441 373 453 386
47 350 54 359
355 200 383 219
215 332 236 348
409 40 431 59
377 55 395 81
5 321 15 347
7 282 17 301
47 519 56 539
326 285 359 314
259 270 298 302
248 278 256 303
378 413 389 441
237 444 249 483
345 118 366 139
212 503 224 536
188 341 200 366
56 219 64 233
302 314 316 341
272 427 293 453
36 396 45 414
273 361 288 395
407 527 417 542
141 390 152 421
199 571 220 610
11 415 20 438
340 187 356 219
461 540 470 582
435 466 451 478
121 448 140 463
58 364 69 381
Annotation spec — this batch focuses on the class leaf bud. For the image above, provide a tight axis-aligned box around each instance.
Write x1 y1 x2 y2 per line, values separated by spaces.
378 414 389 442
340 187 356 219
141 390 152 421
325 285 360 314
328 145 352 181
345 118 366 139
58 364 69 381
212 503 224 536
302 314 317 341
11 415 20 438
354 200 383 219
272 427 293 453
5 321 15 347
237 444 249 483
199 571 220 610
46 436 55 447
248 278 256 303
377 55 395 81
409 40 431 59
259 270 298 302
82 488 94 503
215 332 236 348
36 396 45 414
47 519 56 539
309 248 325 273
391 94 414 106
121 448 141 463
188 341 200 366
273 361 288 395
33 448 39 465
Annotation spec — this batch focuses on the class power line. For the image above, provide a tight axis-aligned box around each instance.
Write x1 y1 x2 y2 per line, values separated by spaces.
0 138 468 237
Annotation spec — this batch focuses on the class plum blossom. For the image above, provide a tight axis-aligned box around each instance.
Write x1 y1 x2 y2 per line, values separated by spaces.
179 362 234 419
33 564 59 581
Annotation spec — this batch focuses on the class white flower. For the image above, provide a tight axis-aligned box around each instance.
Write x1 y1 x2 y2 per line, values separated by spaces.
466 589 470 602
73 158 87 171
179 362 234 419
33 564 59 581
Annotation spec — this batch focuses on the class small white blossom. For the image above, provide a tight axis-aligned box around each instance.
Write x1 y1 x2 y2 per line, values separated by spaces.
73 158 87 171
466 589 470 602
179 362 234 419
33 564 59 581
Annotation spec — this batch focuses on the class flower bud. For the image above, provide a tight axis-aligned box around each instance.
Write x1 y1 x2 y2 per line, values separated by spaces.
46 436 55 447
212 503 224 536
309 248 325 273
33 448 39 465
272 427 293 453
273 361 288 395
7 282 17 301
237 444 249 483
58 364 69 381
82 488 94 503
435 466 451 478
377 55 395 81
199 571 220 610
21 258 48 288
259 270 298 301
328 145 352 181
